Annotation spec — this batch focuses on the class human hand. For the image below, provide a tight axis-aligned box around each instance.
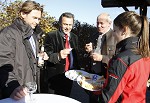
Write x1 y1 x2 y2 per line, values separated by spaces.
43 52 49 60
60 48 72 59
38 52 49 60
38 52 49 67
85 42 93 53
91 53 103 61
10 86 28 100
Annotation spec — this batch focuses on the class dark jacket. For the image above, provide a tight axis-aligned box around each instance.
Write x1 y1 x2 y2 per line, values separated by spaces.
0 18 42 99
43 29 79 95
86 29 116 75
44 30 79 78
100 37 150 103
91 29 116 64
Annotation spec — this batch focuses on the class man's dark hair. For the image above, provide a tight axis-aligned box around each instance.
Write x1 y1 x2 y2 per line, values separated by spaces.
58 12 74 24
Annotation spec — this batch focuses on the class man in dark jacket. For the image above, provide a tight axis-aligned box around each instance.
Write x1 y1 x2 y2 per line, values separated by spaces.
85 13 116 76
0 0 43 100
43 12 79 97
85 13 117 103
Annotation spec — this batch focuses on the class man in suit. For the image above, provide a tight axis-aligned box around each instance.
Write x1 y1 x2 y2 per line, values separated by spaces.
85 13 116 75
85 13 117 103
0 0 43 100
43 12 79 97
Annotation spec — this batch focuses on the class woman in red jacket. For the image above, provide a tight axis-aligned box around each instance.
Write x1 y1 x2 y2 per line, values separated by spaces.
96 11 150 103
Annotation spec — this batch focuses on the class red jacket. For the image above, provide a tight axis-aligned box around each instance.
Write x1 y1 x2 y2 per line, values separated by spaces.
99 37 150 103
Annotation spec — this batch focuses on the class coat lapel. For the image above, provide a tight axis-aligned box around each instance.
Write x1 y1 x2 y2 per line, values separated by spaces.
22 38 37 81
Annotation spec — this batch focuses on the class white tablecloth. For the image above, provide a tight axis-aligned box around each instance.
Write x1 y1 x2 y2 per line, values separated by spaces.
0 94 81 103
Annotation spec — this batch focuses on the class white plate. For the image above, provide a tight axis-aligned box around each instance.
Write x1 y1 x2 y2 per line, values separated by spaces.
77 74 105 91
65 70 90 81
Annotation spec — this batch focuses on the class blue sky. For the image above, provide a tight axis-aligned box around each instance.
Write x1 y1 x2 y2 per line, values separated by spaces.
11 0 150 25
35 0 149 26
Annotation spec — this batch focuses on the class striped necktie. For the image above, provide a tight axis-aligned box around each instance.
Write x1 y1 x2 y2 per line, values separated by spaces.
29 35 36 58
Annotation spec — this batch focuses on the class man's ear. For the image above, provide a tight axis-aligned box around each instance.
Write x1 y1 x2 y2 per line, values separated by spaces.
122 26 128 36
109 21 112 25
20 12 26 19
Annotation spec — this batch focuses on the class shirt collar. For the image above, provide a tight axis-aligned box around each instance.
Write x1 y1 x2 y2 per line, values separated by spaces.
59 28 70 39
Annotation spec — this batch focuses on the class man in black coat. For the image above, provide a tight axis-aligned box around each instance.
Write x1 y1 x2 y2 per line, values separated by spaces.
0 0 43 100
43 12 79 97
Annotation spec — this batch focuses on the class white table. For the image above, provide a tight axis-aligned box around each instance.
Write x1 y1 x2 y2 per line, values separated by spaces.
0 94 81 103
